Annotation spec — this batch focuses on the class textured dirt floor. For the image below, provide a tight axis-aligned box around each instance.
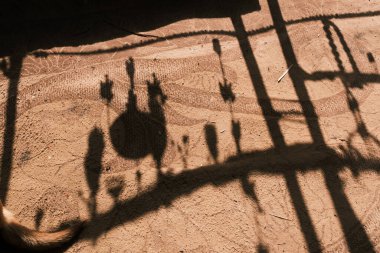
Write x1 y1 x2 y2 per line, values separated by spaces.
0 0 380 252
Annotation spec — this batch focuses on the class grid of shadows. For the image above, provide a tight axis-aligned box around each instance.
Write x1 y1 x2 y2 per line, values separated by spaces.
231 11 322 252
0 1 379 252
267 0 375 251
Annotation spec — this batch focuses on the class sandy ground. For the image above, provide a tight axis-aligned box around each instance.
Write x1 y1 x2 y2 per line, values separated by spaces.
0 0 380 252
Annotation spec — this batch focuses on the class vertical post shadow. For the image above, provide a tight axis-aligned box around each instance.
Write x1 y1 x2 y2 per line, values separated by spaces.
266 0 324 144
0 54 23 203
230 13 322 252
324 165 376 252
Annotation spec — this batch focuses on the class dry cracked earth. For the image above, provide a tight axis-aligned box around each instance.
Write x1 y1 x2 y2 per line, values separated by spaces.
0 0 380 252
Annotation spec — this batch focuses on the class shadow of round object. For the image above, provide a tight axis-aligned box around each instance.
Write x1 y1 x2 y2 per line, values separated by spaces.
110 109 168 162
110 110 150 159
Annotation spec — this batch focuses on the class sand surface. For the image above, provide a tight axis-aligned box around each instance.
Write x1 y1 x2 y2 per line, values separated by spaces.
0 0 380 252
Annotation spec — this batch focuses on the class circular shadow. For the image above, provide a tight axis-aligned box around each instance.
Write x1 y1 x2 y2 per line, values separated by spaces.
110 110 150 159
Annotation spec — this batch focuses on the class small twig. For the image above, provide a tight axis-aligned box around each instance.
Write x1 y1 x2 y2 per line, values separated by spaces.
269 213 292 221
277 64 294 83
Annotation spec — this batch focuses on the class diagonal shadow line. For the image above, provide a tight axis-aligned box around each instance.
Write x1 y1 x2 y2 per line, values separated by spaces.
73 143 379 240
267 0 375 252
324 165 377 253
230 14 323 252
0 54 23 203
229 16 284 138
30 10 380 57
267 0 324 145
